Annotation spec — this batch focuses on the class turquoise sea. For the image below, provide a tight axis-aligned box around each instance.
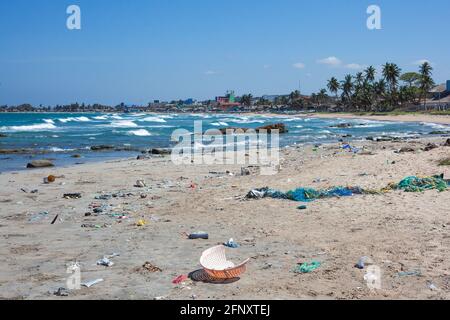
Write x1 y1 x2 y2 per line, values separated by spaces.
0 113 448 171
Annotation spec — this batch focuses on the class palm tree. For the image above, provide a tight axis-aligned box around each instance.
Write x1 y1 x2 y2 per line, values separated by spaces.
240 94 253 107
355 72 364 86
382 63 401 109
418 62 435 109
317 89 328 108
341 75 354 109
373 79 387 111
289 90 301 102
364 66 376 83
327 77 340 102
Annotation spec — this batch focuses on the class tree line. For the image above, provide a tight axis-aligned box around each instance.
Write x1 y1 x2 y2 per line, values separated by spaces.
319 61 435 112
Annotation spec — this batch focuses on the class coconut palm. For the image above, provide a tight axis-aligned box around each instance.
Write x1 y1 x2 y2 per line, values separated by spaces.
317 89 328 107
289 90 301 102
364 66 376 83
327 77 340 97
240 94 253 106
341 75 354 109
418 62 435 108
382 63 402 109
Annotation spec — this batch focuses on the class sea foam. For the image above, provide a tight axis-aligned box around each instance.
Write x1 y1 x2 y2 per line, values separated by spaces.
110 120 139 128
128 129 152 136
2 123 57 132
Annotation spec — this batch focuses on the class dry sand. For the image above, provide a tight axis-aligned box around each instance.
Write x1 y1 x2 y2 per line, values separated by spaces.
308 113 450 125
0 135 450 300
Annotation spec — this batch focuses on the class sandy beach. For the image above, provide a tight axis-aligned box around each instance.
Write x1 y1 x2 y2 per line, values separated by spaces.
307 113 450 125
1 128 449 300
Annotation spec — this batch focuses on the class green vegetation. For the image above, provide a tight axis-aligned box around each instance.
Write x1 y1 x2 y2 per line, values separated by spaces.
312 61 437 113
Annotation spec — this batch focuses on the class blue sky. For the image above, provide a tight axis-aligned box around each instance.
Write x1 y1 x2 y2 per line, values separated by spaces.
0 0 449 105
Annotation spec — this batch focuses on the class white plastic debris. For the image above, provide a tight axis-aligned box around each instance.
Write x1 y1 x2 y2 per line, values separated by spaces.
82 279 104 288
97 257 114 267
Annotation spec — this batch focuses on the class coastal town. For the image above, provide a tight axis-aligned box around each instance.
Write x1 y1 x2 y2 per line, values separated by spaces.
2 67 449 115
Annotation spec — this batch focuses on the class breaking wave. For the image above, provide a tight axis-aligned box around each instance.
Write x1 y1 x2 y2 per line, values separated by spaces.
1 122 57 132
128 129 152 137
110 120 139 128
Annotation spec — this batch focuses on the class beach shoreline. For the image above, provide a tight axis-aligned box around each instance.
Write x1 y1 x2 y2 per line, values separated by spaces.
304 113 450 125
1 134 449 300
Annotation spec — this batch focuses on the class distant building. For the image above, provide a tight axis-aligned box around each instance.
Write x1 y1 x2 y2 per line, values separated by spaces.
262 95 287 103
215 90 241 109
429 81 450 103
183 98 195 105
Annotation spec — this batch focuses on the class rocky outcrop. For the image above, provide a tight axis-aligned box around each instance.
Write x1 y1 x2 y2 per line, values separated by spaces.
26 160 55 168
151 148 172 155
423 143 439 152
90 145 114 151
444 139 450 147
330 123 353 128
213 123 288 135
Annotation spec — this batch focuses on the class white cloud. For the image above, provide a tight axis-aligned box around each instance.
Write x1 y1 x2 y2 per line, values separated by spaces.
317 56 342 66
293 62 306 69
204 70 217 75
345 63 365 70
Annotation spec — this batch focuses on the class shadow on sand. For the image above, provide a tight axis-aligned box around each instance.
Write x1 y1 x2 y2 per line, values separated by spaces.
189 269 240 285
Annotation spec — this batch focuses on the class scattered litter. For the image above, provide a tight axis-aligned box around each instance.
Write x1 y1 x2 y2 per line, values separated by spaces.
427 281 438 291
391 175 449 193
200 245 250 280
293 261 321 274
43 175 56 184
93 208 103 214
97 257 114 267
247 186 363 203
246 188 268 199
342 144 359 153
297 205 307 210
355 256 371 269
135 180 146 188
81 223 108 229
396 147 415 153
53 287 69 297
63 193 82 199
223 238 239 248
247 174 450 203
51 214 59 225
82 278 104 288
95 194 112 200
137 219 147 227
172 275 188 284
188 232 209 240
29 211 49 223
397 270 422 277
423 143 438 152
141 262 162 273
